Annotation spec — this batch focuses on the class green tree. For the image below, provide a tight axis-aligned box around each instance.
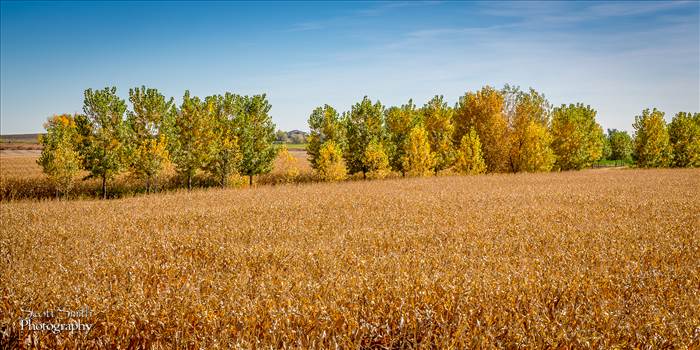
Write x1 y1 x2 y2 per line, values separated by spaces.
76 87 128 199
289 133 306 144
607 129 633 162
668 112 700 168
550 103 605 170
170 91 215 190
37 114 81 197
454 86 510 172
307 105 344 171
236 94 278 186
344 96 385 178
422 95 455 174
505 87 555 172
205 93 243 187
315 140 347 181
275 130 289 143
385 100 421 175
126 86 174 193
633 108 672 168
401 125 434 177
601 135 612 161
454 127 486 175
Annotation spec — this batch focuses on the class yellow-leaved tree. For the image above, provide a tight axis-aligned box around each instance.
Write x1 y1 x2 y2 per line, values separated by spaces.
422 95 455 174
515 121 555 172
277 145 300 182
454 127 487 175
453 86 510 173
668 112 700 168
130 135 170 191
401 125 434 177
633 108 672 168
316 140 347 181
504 87 555 172
37 114 82 197
363 139 391 179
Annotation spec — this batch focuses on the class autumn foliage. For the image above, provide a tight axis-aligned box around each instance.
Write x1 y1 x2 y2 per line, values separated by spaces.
19 84 700 199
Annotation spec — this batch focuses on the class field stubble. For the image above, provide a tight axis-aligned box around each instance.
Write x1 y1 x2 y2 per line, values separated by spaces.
1 168 699 348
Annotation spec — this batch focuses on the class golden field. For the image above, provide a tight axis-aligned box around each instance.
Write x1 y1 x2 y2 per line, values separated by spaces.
1 166 698 348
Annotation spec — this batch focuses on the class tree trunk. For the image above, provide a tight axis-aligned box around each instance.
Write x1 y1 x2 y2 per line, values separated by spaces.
101 174 107 200
187 174 192 191
146 176 151 194
222 169 227 188
249 175 253 186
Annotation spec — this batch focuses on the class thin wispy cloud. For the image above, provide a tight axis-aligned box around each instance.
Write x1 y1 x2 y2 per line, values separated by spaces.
288 1 440 32
587 1 690 17
478 1 694 27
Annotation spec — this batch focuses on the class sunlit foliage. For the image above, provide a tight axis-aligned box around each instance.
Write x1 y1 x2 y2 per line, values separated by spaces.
307 104 344 171
363 139 391 179
385 100 421 175
236 94 278 186
76 87 129 199
315 140 347 181
505 87 555 172
607 129 633 162
454 127 487 175
344 96 385 178
422 95 455 174
204 93 243 187
633 108 672 168
668 112 700 168
126 86 174 192
550 103 605 170
37 114 81 197
454 86 510 172
401 125 434 177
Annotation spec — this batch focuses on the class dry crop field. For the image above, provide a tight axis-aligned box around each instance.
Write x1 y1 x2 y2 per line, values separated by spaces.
1 168 699 348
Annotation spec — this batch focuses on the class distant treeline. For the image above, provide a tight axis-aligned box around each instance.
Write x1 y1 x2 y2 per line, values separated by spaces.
305 85 699 181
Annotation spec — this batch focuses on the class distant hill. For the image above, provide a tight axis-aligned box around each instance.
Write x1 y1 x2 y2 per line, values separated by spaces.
0 133 43 150
0 133 42 143
276 130 308 144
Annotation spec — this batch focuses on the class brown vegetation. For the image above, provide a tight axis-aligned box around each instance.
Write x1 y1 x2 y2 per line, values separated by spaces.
1 168 698 348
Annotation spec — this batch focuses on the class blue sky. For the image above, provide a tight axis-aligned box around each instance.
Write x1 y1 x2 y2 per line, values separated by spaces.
1 1 698 134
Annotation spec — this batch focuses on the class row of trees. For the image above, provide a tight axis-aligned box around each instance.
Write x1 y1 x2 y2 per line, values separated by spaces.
306 85 699 181
38 87 277 198
38 85 699 197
